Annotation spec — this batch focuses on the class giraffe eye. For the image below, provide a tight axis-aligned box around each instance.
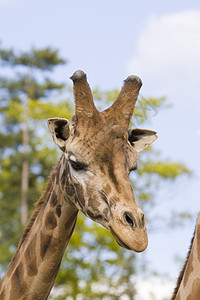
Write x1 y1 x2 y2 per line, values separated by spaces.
69 158 86 171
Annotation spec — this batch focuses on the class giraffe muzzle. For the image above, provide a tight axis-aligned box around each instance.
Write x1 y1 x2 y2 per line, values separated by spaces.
108 208 148 252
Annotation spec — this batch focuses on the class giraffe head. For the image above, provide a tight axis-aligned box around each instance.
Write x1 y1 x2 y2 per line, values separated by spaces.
47 70 157 252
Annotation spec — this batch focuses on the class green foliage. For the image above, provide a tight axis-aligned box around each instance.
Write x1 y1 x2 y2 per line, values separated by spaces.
0 46 66 69
139 161 190 179
134 96 168 124
0 45 68 270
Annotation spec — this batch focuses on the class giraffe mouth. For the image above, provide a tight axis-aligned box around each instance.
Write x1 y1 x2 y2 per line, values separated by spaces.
109 227 131 250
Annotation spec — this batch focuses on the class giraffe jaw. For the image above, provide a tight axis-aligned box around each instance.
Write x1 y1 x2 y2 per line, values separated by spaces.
109 226 132 250
108 222 148 253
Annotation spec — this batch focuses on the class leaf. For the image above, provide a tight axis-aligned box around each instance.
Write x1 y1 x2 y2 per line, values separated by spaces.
139 161 191 179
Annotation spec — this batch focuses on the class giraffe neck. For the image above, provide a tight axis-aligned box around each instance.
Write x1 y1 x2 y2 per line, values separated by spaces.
0 155 79 300
172 214 200 300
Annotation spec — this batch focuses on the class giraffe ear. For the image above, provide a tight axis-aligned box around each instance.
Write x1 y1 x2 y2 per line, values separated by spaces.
47 118 70 151
128 128 157 152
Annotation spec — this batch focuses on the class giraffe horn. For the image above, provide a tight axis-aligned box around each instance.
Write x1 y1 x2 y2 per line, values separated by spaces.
106 75 142 128
70 70 99 122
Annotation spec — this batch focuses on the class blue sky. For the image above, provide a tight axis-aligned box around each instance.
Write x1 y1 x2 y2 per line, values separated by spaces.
1 0 200 283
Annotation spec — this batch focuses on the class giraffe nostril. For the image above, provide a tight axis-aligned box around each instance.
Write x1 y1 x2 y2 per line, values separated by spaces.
124 212 136 228
141 213 145 227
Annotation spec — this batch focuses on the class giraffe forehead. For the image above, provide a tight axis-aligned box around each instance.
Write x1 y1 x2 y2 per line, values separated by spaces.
69 124 128 155
68 134 128 164
72 123 127 142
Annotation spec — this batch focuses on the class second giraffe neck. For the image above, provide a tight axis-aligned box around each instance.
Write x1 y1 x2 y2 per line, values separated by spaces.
172 215 200 300
0 155 79 300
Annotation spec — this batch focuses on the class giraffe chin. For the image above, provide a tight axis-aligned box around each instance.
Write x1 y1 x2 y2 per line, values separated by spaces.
109 227 132 250
109 226 148 253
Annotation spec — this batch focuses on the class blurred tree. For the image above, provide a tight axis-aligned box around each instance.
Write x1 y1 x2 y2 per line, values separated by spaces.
0 45 71 267
0 44 191 299
0 46 67 225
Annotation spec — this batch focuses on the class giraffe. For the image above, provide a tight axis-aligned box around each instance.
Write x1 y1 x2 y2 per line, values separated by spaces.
0 70 157 299
171 213 200 300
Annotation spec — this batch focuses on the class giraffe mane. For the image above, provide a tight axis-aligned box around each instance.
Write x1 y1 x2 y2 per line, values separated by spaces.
171 223 196 300
11 158 61 261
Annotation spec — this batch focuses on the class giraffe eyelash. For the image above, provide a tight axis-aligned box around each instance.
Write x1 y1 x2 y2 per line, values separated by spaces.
68 158 87 171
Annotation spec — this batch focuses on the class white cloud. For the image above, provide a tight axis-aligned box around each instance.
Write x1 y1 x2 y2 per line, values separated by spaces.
135 276 175 300
129 10 200 99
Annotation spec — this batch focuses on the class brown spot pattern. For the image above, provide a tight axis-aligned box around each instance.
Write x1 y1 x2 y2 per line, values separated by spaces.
56 164 61 184
74 183 85 207
103 207 109 220
66 181 75 197
64 211 78 231
108 162 120 192
61 168 68 186
40 233 52 260
56 205 62 217
61 166 76 197
10 262 27 296
87 192 101 211
87 209 102 221
24 236 38 277
100 165 105 173
45 211 57 230
103 184 111 195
